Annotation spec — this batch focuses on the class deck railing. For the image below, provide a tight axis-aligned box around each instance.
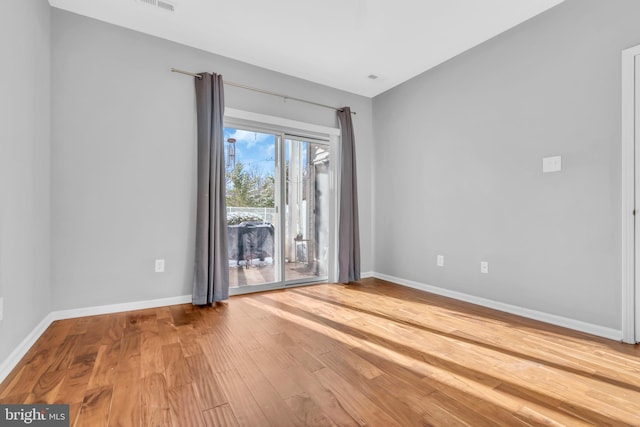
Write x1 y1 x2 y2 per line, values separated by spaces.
227 207 276 224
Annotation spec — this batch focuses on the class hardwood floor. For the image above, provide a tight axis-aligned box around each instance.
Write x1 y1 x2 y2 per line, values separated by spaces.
1 278 639 426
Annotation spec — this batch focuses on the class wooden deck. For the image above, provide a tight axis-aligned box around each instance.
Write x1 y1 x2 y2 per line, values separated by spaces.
229 261 322 288
1 278 639 426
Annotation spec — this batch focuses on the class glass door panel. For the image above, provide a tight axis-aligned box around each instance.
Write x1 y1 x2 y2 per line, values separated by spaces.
284 137 331 284
224 127 280 288
224 126 332 292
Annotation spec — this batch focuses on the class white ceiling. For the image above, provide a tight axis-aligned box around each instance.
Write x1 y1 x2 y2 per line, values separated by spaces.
48 0 564 97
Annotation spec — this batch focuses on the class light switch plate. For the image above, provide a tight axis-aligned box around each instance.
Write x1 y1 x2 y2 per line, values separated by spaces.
543 156 562 173
155 259 165 273
0 297 3 321
437 255 444 267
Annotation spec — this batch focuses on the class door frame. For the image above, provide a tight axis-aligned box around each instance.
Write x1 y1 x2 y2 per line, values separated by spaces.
281 134 334 287
224 108 341 295
621 44 640 344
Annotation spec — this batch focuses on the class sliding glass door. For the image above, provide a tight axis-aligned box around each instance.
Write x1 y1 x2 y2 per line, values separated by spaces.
284 137 331 284
224 126 332 292
224 127 279 288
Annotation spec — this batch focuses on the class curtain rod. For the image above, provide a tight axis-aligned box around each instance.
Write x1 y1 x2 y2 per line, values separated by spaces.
171 68 355 115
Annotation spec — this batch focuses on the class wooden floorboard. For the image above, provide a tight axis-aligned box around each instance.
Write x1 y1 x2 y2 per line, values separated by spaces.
1 278 639 426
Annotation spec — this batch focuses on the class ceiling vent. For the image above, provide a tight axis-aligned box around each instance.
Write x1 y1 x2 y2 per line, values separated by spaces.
135 0 175 12
157 1 175 12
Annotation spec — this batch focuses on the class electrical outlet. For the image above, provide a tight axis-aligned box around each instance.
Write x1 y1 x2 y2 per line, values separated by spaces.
155 259 165 273
480 261 489 274
0 297 3 321
542 156 562 173
437 255 444 267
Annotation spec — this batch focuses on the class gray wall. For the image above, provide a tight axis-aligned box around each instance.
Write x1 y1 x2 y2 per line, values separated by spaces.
373 0 640 330
0 0 51 363
51 9 373 310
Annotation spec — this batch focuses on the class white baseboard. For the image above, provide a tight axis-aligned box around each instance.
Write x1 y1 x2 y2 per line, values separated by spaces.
50 295 192 321
373 272 622 342
0 312 55 386
360 271 375 279
0 294 191 384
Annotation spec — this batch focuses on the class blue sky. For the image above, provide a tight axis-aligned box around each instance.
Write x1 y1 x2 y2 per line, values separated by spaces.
224 127 275 177
224 127 309 178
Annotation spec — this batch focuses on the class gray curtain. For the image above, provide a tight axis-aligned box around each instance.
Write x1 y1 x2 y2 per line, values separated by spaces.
193 72 229 304
337 107 361 283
